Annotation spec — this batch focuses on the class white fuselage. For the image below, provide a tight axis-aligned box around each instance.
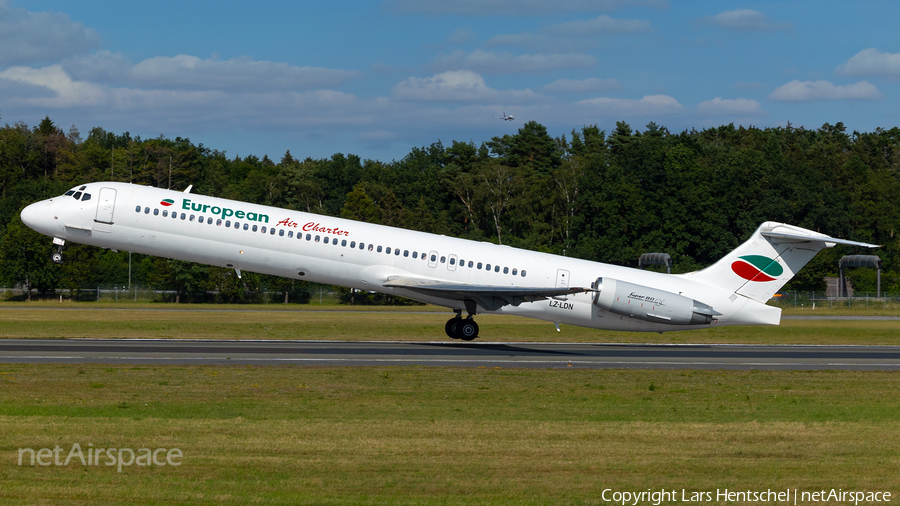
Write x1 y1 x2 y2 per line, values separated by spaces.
21 182 781 332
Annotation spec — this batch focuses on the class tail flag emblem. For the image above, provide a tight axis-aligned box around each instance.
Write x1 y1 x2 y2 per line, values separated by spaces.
731 255 783 282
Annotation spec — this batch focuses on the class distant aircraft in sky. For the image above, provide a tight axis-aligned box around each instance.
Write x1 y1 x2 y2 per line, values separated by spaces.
21 183 877 340
495 112 515 121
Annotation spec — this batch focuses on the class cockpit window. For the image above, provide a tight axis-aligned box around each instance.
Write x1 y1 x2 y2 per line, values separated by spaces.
64 191 75 196
73 192 82 200
81 193 91 201
79 186 86 191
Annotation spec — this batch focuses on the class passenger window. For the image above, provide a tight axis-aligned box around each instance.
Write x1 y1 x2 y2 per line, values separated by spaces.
234 222 240 229
386 247 391 254
403 250 409 257
280 230 285 237
315 235 320 242
153 209 159 216
216 219 221 226
225 220 231 227
306 234 311 240
75 192 83 200
350 241 356 248
288 231 293 238
143 206 149 214
477 262 483 269
486 264 491 271
512 268 517 276
324 237 329 244
135 205 140 212
200 216 205 223
190 215 195 222
440 256 446 263
368 244 374 251
450 258 456 265
395 249 400 256
163 210 168 217
468 261 473 268
82 193 91 201
377 246 383 253
243 223 249 230
502 267 508 274
341 239 346 246
173 213 178 219
181 213 186 220
521 270 527 277
412 252 418 259
270 228 276 235
260 226 265 233
253 225 258 232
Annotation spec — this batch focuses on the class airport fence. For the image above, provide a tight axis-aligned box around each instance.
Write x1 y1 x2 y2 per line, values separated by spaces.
768 291 900 310
0 285 340 305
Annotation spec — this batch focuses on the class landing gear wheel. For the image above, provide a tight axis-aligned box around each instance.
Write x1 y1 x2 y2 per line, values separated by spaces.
445 318 461 339
458 319 479 341
51 251 63 264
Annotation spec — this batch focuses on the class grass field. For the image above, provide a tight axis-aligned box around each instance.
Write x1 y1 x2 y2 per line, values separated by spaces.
1 304 899 504
1 365 899 505
1 302 900 345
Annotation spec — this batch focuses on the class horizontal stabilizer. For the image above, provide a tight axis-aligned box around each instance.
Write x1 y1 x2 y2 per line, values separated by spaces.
384 276 593 312
761 226 879 248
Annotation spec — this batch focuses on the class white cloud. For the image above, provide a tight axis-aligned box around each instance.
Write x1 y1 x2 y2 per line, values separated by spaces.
0 65 107 107
447 27 475 44
769 80 883 101
129 55 360 92
392 70 539 103
384 0 668 16
699 9 791 32
696 97 765 116
578 94 683 115
546 15 652 36
836 48 900 77
542 77 620 93
58 52 360 93
0 1 101 65
393 70 496 101
434 49 595 73
487 15 651 50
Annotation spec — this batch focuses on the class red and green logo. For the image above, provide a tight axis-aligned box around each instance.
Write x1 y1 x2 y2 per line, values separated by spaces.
160 199 174 207
731 255 783 282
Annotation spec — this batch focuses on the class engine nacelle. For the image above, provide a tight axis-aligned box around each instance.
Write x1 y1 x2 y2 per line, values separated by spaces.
592 277 720 325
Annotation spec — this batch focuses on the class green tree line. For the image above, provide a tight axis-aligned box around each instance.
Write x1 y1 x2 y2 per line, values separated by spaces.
2 116 898 301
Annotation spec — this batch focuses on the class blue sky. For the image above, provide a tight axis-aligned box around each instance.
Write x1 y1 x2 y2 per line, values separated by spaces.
2 0 899 162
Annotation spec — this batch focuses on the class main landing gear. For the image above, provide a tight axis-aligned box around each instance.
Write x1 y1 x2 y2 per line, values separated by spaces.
445 310 479 340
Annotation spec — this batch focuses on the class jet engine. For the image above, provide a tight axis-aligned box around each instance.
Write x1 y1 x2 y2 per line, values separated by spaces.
592 277 720 325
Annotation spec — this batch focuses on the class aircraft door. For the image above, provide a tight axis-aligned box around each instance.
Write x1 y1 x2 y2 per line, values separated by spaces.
95 187 117 224
428 250 438 268
447 254 458 271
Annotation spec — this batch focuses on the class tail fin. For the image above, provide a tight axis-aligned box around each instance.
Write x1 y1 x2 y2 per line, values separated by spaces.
687 222 878 303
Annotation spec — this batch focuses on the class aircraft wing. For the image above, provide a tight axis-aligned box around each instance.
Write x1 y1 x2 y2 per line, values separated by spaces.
383 276 593 312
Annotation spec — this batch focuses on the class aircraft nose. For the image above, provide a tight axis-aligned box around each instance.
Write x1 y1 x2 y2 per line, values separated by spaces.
20 202 38 229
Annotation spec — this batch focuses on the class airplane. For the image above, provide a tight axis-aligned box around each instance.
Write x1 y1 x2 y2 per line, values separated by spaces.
495 112 515 121
20 182 877 340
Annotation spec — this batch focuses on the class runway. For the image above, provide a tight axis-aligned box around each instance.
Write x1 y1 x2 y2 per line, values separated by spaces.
2 339 900 370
